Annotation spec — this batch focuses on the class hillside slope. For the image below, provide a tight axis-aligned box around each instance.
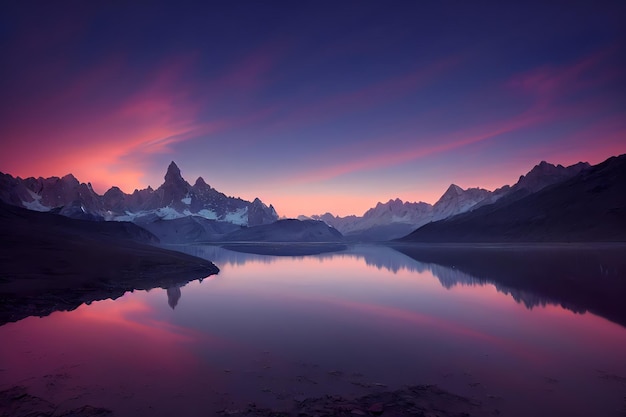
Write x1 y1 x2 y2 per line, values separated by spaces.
400 155 626 242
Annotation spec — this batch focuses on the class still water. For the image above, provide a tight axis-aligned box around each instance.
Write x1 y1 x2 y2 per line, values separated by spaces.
1 244 625 416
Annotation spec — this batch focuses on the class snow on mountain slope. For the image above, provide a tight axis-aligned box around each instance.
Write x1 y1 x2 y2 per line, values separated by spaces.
310 199 433 236
431 184 492 221
400 154 626 242
0 161 278 227
309 188 489 239
305 160 593 241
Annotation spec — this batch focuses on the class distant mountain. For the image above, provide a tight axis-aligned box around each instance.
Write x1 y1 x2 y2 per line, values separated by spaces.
308 199 433 241
136 216 240 244
306 159 595 241
400 154 626 242
0 161 278 227
221 219 344 242
306 186 495 241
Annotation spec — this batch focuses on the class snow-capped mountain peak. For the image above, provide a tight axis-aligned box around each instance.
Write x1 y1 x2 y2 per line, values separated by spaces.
0 162 278 227
432 184 491 221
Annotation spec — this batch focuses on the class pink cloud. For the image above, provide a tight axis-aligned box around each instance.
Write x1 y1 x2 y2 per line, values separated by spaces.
189 40 289 107
506 46 620 107
286 106 550 186
214 41 287 91
284 47 624 188
0 41 288 192
534 113 626 165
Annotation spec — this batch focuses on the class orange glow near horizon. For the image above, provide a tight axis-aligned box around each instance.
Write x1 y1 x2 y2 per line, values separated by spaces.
1 41 624 217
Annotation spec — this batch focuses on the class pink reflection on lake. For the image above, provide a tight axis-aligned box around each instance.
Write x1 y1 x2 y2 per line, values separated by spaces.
0 296 233 416
1 245 625 417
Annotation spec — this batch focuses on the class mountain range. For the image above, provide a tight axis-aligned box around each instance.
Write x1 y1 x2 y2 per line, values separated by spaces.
1 155 624 243
400 154 626 242
304 160 591 241
0 161 278 226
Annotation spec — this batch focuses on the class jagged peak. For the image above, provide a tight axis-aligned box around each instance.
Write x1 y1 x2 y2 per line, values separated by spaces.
194 177 208 187
132 185 153 194
515 159 592 192
440 184 464 197
104 186 123 195
532 160 556 171
523 160 575 179
61 173 78 183
375 198 403 208
432 184 465 207
164 161 183 182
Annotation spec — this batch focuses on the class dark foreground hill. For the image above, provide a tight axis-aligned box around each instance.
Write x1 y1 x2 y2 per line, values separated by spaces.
400 154 626 242
0 202 219 325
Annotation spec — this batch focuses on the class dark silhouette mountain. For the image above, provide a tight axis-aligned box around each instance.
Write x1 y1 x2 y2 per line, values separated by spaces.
400 154 626 242
148 161 192 209
0 201 219 325
0 161 278 227
221 219 344 242
513 160 590 193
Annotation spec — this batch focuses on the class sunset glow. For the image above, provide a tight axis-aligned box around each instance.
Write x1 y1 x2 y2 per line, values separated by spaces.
1 2 624 217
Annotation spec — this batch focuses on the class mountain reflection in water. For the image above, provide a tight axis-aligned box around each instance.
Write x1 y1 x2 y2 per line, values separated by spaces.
171 243 626 328
2 243 625 417
391 244 626 328
166 285 182 309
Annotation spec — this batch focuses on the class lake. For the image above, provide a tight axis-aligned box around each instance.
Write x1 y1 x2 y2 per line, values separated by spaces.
1 244 625 416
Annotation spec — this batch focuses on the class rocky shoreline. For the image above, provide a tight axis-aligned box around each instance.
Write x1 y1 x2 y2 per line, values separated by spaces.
1 384 498 417
0 386 111 417
216 386 497 417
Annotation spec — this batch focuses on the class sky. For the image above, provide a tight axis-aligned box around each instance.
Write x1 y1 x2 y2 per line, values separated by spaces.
0 1 624 217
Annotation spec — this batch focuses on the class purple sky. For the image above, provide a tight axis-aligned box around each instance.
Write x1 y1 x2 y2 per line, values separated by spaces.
1 1 624 217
